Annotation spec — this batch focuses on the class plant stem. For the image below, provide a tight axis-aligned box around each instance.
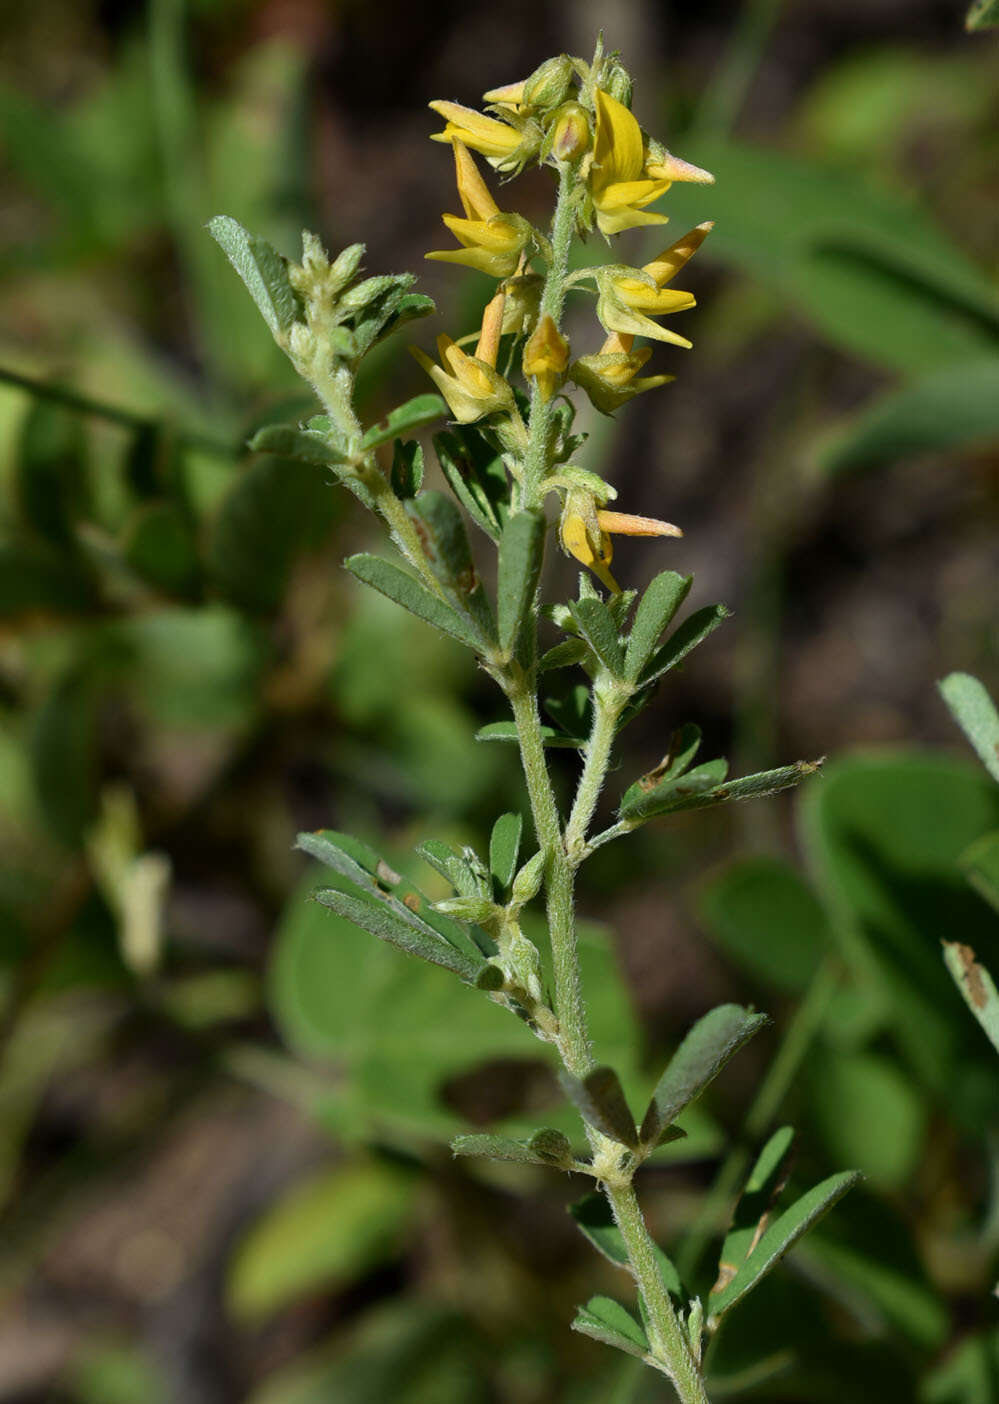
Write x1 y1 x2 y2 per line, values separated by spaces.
522 164 577 509
606 1181 711 1403
565 690 623 863
370 478 448 601
507 680 590 1076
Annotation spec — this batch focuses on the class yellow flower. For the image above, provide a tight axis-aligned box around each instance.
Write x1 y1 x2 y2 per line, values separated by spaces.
570 348 674 415
429 100 534 171
598 222 713 354
588 89 671 236
559 490 682 594
410 292 513 424
597 268 696 347
425 141 531 279
522 314 569 402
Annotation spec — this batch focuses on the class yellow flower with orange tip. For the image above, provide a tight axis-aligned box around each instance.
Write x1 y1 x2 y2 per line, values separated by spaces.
426 141 532 279
591 221 712 351
428 101 537 172
570 348 674 415
522 315 569 402
588 89 671 236
410 291 514 424
559 490 683 594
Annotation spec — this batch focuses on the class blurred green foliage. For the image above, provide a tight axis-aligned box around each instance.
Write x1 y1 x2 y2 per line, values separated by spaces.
1 1 998 1401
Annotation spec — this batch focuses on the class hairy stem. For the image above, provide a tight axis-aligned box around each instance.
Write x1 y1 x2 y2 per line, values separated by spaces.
522 164 577 509
506 680 590 1076
565 689 623 864
371 479 449 601
606 1181 710 1404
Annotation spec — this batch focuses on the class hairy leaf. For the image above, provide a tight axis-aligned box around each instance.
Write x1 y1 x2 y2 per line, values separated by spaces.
641 1004 769 1145
208 215 301 341
708 1171 862 1321
560 1066 638 1149
624 571 693 681
345 554 480 648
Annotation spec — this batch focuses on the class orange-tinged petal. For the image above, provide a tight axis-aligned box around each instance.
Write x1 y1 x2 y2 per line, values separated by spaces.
643 222 713 287
645 151 714 184
474 291 506 367
597 510 682 538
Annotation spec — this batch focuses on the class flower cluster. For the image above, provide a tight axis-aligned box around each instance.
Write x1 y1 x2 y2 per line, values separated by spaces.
418 37 714 592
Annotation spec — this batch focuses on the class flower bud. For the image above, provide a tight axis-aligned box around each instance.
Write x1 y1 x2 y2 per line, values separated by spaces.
523 315 569 402
522 54 574 111
551 101 590 163
599 56 632 107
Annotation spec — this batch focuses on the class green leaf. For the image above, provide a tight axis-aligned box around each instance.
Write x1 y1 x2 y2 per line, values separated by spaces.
967 0 999 29
489 812 523 898
416 838 490 901
538 638 590 671
716 1127 795 1295
559 1066 638 1149
497 510 546 655
0 541 97 619
344 554 479 649
228 1159 416 1318
800 752 999 1106
664 139 999 374
362 394 446 449
15 399 89 544
569 596 625 676
619 757 730 823
404 492 494 643
641 1004 769 1145
923 1328 999 1404
298 829 489 959
270 879 536 1140
208 215 302 342
452 1128 573 1169
627 759 822 822
570 1193 683 1297
699 856 830 993
616 724 703 819
209 455 340 613
808 1049 927 1191
30 667 100 848
708 1171 862 1321
247 423 350 468
571 1296 649 1361
313 886 483 984
638 604 730 686
624 571 693 681
390 440 423 498
939 673 999 784
121 502 200 597
961 831 999 915
244 1301 473 1404
475 721 585 749
943 942 999 1055
433 426 508 542
819 361 999 477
